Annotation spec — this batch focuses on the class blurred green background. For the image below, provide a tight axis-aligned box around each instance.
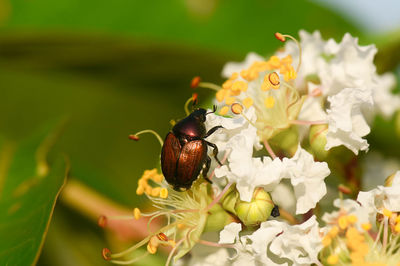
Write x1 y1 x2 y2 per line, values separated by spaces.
0 0 400 265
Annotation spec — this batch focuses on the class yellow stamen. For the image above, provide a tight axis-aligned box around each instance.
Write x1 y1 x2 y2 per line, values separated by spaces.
347 215 358 224
160 188 168 199
145 186 152 195
136 186 144 195
361 223 371 231
151 173 163 183
232 80 248 92
396 215 400 223
394 223 400 233
230 72 239 80
216 89 228 102
177 223 185 229
147 242 157 254
151 187 161 197
322 236 332 247
383 209 393 218
264 96 275 109
219 106 229 116
231 103 243 115
267 56 281 69
328 226 339 238
327 254 339 265
222 80 233 90
225 96 236 105
133 208 141 220
338 216 349 230
283 65 297 81
242 97 253 108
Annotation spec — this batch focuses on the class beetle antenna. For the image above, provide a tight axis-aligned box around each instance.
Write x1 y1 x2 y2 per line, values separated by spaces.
129 130 164 146
206 105 217 116
184 93 198 115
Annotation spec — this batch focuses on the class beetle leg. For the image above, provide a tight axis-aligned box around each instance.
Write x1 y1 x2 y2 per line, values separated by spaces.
202 156 213 184
205 141 222 166
204 126 224 138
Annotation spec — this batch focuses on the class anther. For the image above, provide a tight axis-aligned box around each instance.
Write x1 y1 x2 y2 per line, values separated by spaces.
274 32 302 73
275 32 286 42
231 103 243 114
191 76 201 88
156 232 168 242
383 209 393 218
133 208 141 220
219 106 229 116
129 134 140 141
160 188 168 198
130 130 164 146
338 184 352 194
361 223 371 231
98 215 107 228
264 96 275 109
102 248 112 261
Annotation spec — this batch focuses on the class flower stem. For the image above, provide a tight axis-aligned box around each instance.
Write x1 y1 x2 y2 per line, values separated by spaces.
263 140 277 159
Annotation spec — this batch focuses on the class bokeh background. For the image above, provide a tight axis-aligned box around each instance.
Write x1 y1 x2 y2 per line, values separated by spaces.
1 0 400 265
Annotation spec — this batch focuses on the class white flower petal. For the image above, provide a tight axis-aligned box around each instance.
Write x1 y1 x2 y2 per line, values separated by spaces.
269 216 322 265
325 87 373 154
283 146 330 214
371 73 400 119
219 222 242 244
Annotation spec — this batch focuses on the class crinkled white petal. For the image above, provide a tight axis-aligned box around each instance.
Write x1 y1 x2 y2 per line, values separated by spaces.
325 87 373 154
268 216 322 265
270 183 296 214
219 222 242 244
205 106 262 154
221 52 265 79
215 155 285 202
357 171 400 215
175 248 230 266
283 146 330 214
371 72 400 119
319 33 378 97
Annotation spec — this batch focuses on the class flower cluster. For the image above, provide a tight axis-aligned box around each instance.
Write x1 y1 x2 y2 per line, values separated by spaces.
100 30 400 266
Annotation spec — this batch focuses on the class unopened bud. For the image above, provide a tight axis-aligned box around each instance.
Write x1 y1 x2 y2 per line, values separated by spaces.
235 187 275 227
309 124 329 160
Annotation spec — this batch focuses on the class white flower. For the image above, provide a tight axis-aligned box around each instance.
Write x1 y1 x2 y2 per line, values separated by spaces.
231 216 322 266
283 146 330 214
357 171 400 216
277 30 327 88
219 223 242 244
270 183 296 214
325 87 373 154
205 106 262 154
371 73 400 119
322 199 370 229
269 216 322 265
221 52 265 79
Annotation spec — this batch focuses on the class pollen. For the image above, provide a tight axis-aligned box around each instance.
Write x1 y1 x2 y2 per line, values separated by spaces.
136 185 144 195
338 215 349 230
327 254 339 265
282 65 297 81
396 215 400 223
231 103 243 114
267 56 281 69
147 242 158 254
395 223 400 233
322 236 332 247
230 72 239 80
383 208 393 218
242 97 253 108
219 106 229 116
133 208 141 220
225 96 236 105
232 80 248 93
262 72 280 91
160 188 168 198
361 223 371 231
216 89 229 102
328 226 339 238
264 96 275 109
347 214 358 224
151 187 161 197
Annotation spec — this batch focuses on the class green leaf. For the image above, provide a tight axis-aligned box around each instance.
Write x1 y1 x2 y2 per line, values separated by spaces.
0 126 68 265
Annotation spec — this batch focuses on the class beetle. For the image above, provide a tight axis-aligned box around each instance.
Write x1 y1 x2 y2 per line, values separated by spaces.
161 107 223 191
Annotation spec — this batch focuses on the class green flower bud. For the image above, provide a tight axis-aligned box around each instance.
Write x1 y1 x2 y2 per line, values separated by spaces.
270 126 299 155
309 124 329 160
222 186 275 227
204 203 236 232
